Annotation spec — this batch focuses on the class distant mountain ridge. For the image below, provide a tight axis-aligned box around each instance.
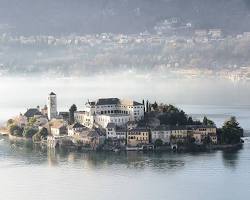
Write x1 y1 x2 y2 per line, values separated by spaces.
0 0 250 35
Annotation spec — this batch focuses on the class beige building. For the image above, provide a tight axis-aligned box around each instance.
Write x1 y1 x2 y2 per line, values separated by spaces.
127 128 149 147
170 127 188 143
188 125 217 145
50 119 67 136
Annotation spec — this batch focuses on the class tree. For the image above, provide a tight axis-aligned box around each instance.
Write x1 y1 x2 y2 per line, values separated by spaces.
39 127 48 139
142 99 145 113
154 139 163 147
221 116 243 144
69 104 77 124
203 116 215 126
33 127 49 142
152 101 158 111
28 117 37 126
146 100 149 113
9 124 23 137
23 127 38 138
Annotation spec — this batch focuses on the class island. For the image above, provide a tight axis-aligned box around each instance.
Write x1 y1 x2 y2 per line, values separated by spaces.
0 92 244 152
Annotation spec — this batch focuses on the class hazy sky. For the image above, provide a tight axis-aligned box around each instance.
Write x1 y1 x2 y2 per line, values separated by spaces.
1 0 250 35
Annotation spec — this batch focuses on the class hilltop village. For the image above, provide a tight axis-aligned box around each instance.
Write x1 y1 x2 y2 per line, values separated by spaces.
2 92 244 152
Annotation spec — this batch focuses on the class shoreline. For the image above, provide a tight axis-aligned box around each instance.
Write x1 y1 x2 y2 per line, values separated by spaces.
1 134 244 153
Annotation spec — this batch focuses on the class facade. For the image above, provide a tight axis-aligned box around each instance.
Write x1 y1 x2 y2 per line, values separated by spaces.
116 127 126 140
127 128 149 147
170 127 188 143
85 98 144 122
105 123 126 140
51 124 67 136
47 92 57 120
74 111 94 128
68 122 88 136
189 125 217 144
95 114 130 128
151 125 171 144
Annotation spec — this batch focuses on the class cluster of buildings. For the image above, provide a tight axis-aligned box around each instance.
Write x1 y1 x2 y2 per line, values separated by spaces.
12 92 218 151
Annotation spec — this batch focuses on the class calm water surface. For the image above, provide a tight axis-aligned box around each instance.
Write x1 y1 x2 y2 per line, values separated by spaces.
0 136 249 200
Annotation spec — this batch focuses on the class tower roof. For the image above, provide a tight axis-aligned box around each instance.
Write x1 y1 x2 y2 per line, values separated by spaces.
50 92 56 95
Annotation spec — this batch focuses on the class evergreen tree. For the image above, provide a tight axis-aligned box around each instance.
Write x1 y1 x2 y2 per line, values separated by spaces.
221 116 243 144
146 100 149 113
203 116 215 126
142 99 145 113
69 104 77 124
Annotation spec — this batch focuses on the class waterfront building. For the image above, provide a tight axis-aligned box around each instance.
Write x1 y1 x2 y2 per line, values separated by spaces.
188 125 217 144
170 126 188 143
68 122 88 136
47 92 57 120
151 125 171 144
50 119 67 136
127 128 149 147
116 127 126 140
105 123 126 140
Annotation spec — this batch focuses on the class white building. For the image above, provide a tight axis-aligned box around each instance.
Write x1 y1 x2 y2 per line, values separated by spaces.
47 92 57 120
105 123 126 140
95 114 130 128
151 125 172 144
75 98 144 129
74 111 94 129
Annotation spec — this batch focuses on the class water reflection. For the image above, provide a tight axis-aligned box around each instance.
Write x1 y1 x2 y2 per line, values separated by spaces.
1 136 247 173
1 136 187 172
222 148 241 169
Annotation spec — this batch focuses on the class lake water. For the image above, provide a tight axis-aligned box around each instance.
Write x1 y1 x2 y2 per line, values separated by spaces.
0 136 249 200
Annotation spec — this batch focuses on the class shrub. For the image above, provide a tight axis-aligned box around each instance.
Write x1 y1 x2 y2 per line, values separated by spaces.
9 124 23 136
23 127 38 138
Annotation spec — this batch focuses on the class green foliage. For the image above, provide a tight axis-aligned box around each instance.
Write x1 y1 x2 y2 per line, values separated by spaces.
39 127 48 138
154 139 163 147
158 104 199 126
9 124 23 137
28 117 37 126
152 102 158 111
203 136 212 145
23 127 38 138
32 128 48 142
221 116 243 144
69 104 77 124
203 116 215 126
32 127 49 142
